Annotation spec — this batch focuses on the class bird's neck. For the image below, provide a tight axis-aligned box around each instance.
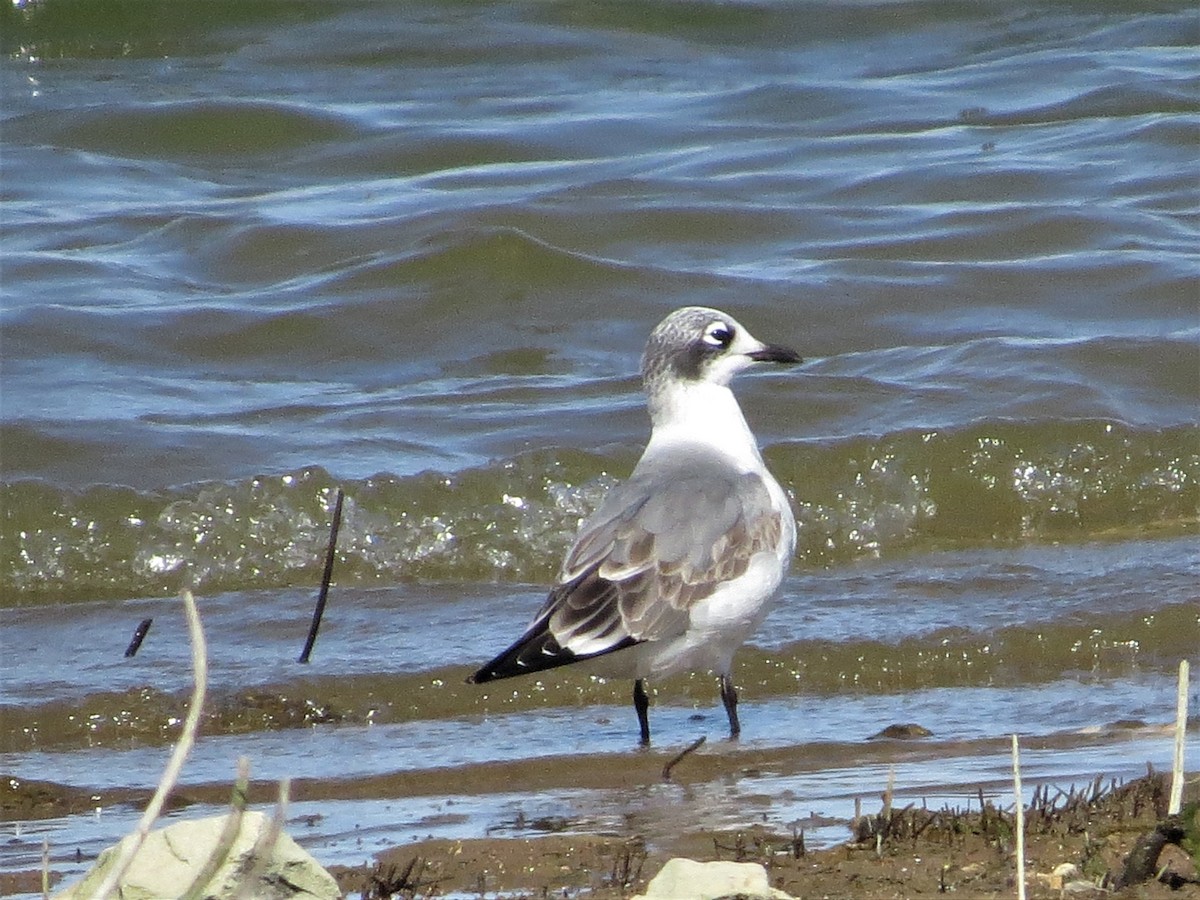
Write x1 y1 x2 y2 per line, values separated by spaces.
645 381 764 469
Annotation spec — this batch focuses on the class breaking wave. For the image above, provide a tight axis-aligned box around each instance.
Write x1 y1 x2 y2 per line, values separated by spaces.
2 421 1195 606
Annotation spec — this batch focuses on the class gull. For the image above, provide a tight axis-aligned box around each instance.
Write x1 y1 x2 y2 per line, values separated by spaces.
468 306 800 744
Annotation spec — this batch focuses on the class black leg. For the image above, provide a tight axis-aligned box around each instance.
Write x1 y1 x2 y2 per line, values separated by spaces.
633 678 651 746
719 673 740 739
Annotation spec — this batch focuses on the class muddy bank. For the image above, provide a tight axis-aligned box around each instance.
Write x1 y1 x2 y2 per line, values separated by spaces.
328 771 1199 898
8 727 1195 898
7 723 1177 820
11 765 1197 898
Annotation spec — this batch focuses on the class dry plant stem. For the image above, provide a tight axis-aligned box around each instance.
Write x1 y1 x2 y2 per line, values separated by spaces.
883 766 895 819
234 777 292 900
41 837 49 900
267 778 291 851
90 590 208 900
662 736 706 781
179 756 251 900
299 487 345 663
1169 659 1189 815
1011 734 1026 900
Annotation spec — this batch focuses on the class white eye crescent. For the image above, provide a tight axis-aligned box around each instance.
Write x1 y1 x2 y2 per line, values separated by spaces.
703 321 734 348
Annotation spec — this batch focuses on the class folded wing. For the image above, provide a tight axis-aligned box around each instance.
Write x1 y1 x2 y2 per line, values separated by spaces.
469 447 783 683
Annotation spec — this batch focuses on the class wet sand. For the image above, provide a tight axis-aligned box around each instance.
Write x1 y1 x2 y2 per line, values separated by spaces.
9 740 1196 898
6 726 1182 822
334 769 1199 899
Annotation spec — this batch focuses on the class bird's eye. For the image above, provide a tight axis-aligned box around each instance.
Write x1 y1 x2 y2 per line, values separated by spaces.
703 322 734 348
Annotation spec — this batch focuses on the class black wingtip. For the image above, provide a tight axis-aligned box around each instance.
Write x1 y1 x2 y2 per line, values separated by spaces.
467 624 641 686
467 617 569 685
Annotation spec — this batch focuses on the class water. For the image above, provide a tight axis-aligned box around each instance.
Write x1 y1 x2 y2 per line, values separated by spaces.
1 0 1197 892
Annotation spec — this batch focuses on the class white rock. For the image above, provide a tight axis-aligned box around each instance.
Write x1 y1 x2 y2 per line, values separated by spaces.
1041 861 1082 890
54 810 339 900
632 857 795 900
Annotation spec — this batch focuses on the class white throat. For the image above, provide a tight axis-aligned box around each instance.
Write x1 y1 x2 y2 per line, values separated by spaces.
645 379 764 471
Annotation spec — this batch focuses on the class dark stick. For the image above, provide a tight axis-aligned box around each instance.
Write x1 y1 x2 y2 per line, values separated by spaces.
298 488 345 664
124 618 153 658
662 735 706 781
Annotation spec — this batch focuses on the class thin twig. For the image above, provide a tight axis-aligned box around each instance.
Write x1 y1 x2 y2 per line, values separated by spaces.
234 777 292 900
883 765 895 820
123 618 153 658
41 837 49 900
1169 659 1189 815
179 756 251 900
662 736 706 781
298 488 345 663
1011 734 1026 900
92 589 208 900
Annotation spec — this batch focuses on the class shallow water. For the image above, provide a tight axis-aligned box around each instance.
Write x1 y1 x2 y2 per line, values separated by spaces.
1 0 1197 893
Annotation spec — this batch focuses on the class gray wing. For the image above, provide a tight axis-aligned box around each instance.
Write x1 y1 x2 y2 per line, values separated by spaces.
468 446 785 683
544 446 784 657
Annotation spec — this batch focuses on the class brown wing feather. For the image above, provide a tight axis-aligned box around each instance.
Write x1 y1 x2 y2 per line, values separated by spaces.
470 449 785 682
549 450 782 653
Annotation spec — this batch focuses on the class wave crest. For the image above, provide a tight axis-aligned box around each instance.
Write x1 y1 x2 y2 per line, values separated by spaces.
2 422 1195 605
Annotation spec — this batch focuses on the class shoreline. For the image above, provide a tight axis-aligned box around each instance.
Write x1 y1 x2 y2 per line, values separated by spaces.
328 768 1199 898
7 750 1195 897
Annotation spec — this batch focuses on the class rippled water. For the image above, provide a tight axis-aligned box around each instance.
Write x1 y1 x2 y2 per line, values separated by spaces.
1 0 1197 893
